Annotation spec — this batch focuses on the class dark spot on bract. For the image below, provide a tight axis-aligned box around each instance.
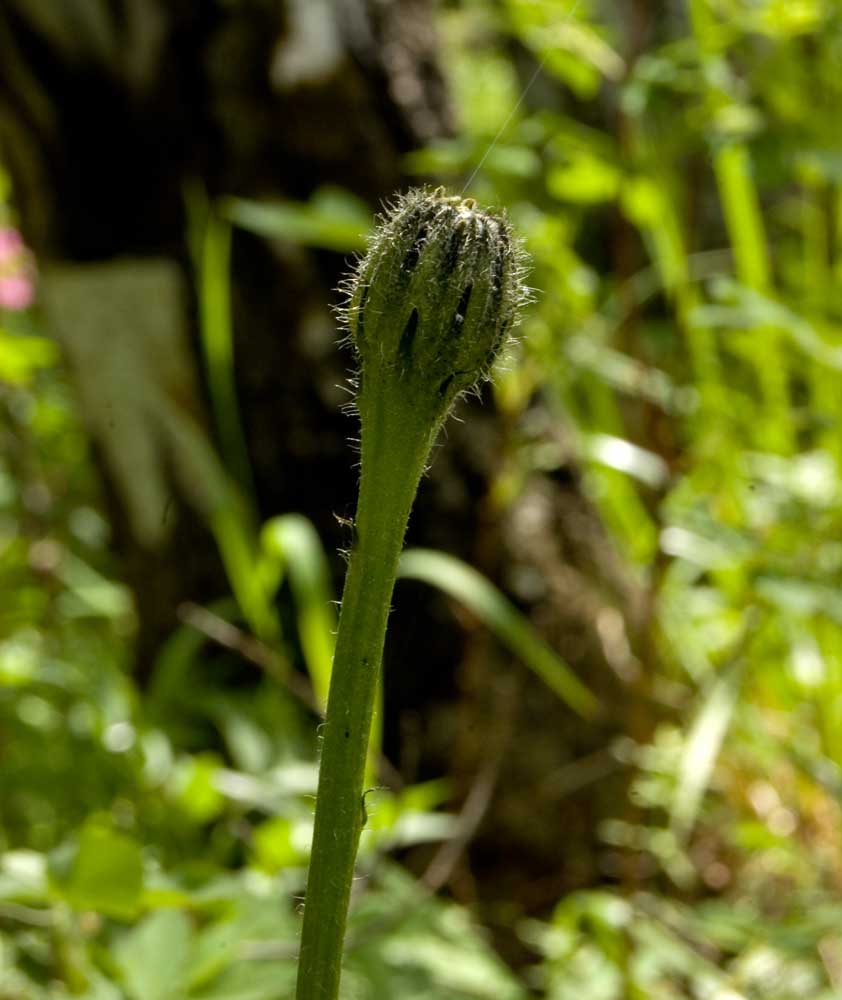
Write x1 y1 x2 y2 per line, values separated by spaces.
397 203 426 239
399 308 419 364
402 225 428 273
442 226 463 276
450 284 473 337
344 729 350 739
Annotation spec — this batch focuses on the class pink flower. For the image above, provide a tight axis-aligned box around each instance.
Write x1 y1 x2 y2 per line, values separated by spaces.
0 227 35 311
0 228 23 257
0 275 34 310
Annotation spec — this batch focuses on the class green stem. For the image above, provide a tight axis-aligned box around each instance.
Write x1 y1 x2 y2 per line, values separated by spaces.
295 389 436 1000
295 185 526 998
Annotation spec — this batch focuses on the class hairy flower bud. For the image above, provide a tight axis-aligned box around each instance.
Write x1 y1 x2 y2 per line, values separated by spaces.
342 187 528 422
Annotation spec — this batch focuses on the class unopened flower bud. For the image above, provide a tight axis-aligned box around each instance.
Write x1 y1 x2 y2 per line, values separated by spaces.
342 187 528 422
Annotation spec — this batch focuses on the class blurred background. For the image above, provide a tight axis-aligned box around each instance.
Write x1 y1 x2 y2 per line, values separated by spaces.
3 0 842 996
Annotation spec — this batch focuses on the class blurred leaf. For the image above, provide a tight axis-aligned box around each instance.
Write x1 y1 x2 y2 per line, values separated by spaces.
189 893 299 994
398 548 599 718
583 433 670 488
40 259 228 548
190 962 297 1000
58 820 143 919
0 330 58 383
252 816 300 872
0 849 48 901
348 864 527 999
670 657 745 838
547 154 621 204
224 187 371 252
210 497 282 651
261 513 336 707
54 550 134 620
76 973 124 1000
115 910 193 1000
171 754 226 824
362 782 457 852
193 198 254 499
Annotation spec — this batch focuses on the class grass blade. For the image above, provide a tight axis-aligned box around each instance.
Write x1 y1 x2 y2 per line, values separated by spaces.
261 514 337 708
398 548 599 719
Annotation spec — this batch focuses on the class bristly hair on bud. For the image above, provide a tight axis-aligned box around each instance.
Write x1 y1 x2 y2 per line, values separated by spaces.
338 186 530 423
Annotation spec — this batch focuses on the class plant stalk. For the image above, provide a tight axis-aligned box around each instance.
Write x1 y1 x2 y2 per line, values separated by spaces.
294 391 435 1000
295 186 527 998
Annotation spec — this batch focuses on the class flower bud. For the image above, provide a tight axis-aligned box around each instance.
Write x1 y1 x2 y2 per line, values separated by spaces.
342 187 528 418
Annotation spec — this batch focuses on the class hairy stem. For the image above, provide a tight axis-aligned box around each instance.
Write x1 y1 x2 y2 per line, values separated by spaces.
295 392 436 1000
295 186 526 999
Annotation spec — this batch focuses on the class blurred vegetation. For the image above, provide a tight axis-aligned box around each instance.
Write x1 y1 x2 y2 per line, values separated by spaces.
5 0 842 996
